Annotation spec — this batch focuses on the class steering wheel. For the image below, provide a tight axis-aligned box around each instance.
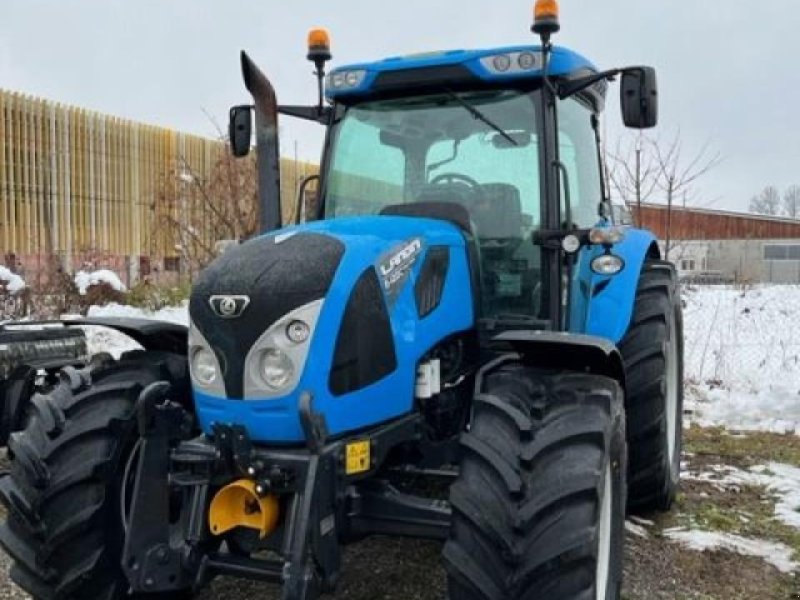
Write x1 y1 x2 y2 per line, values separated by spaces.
430 172 481 190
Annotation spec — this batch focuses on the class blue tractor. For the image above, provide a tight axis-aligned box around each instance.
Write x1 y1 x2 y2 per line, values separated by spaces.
0 3 683 599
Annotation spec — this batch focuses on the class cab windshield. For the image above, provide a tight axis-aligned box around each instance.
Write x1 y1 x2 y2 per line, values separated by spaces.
324 89 545 319
325 89 541 224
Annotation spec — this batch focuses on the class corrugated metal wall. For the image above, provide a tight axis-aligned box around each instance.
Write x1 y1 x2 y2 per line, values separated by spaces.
634 203 800 240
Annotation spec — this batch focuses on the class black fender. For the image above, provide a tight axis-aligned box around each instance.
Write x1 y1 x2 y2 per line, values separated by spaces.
61 316 188 355
485 330 626 389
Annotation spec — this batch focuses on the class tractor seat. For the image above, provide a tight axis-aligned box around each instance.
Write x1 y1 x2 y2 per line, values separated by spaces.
470 183 523 241
380 182 478 233
413 183 478 215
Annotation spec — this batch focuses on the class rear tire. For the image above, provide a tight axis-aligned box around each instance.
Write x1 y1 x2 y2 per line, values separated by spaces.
619 260 684 513
444 366 627 600
0 352 189 600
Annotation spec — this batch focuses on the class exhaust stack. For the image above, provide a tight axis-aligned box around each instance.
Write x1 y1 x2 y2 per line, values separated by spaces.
241 51 282 234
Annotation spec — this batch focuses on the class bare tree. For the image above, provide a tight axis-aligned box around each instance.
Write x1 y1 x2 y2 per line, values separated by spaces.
749 186 781 216
650 131 722 260
150 146 259 278
783 185 800 219
606 132 660 224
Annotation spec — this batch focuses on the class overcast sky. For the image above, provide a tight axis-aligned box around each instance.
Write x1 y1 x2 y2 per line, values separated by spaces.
1 0 798 213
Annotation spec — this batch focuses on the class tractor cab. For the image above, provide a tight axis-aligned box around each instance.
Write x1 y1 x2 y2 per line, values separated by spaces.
230 16 657 334
321 54 605 322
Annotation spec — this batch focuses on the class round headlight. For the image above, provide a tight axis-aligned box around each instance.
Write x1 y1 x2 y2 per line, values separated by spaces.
591 254 625 275
259 348 295 390
345 71 360 86
561 234 582 254
518 52 537 70
330 72 346 88
192 348 218 386
492 54 512 72
286 320 311 343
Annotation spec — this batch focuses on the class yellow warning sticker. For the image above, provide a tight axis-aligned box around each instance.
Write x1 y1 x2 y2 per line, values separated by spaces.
345 440 371 475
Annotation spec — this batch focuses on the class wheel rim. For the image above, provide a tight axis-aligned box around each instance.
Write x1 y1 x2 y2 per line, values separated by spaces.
596 463 612 600
665 311 679 466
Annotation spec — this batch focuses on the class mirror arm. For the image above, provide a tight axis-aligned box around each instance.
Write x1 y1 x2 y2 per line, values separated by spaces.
278 105 331 124
558 68 622 100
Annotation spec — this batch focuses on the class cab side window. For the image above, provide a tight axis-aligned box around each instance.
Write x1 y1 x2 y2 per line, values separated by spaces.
558 98 603 228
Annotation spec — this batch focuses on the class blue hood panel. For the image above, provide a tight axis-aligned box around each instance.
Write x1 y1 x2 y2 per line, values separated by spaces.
193 216 475 443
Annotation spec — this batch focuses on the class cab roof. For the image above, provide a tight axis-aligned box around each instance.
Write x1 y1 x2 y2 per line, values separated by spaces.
326 45 597 100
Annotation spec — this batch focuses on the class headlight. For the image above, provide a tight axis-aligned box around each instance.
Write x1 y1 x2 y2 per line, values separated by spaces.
327 69 367 91
192 348 218 386
259 348 295 390
286 320 311 343
591 254 625 275
518 52 537 70
492 54 512 72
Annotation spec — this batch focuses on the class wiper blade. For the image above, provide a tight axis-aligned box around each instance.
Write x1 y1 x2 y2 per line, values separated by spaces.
444 90 518 147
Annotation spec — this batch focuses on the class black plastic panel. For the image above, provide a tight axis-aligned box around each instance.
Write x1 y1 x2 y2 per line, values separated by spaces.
372 65 476 93
330 268 397 396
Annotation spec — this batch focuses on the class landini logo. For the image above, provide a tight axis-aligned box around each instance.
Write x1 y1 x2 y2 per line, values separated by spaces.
209 295 251 319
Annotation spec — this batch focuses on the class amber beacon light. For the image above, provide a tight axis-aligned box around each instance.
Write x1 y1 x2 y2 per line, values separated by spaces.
532 0 561 36
307 28 332 63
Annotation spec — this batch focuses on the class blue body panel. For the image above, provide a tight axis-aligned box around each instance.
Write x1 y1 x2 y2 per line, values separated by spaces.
192 216 474 443
327 45 596 99
584 228 658 344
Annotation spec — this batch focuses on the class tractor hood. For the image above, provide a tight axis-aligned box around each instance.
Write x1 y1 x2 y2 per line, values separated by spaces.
189 215 474 443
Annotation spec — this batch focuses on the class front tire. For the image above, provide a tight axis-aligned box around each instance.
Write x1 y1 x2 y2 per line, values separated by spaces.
444 366 627 600
619 260 684 513
0 352 188 600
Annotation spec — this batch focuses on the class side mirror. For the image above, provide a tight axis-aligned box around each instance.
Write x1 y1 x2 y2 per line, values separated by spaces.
229 105 253 157
620 67 658 129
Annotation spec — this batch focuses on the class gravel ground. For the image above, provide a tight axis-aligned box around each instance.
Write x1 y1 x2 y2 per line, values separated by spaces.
1 530 786 600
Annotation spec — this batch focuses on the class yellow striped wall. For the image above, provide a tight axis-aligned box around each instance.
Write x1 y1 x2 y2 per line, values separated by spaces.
0 89 319 268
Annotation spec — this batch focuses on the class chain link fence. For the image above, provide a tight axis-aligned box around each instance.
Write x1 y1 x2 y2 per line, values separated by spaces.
682 283 800 394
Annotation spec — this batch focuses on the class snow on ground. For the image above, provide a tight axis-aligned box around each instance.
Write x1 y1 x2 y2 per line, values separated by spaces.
683 285 800 433
664 528 798 573
0 266 26 294
74 269 127 295
82 302 189 358
87 302 188 326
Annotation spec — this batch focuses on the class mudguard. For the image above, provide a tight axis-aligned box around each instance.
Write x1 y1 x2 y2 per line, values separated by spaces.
491 330 625 386
585 228 659 344
60 316 188 354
